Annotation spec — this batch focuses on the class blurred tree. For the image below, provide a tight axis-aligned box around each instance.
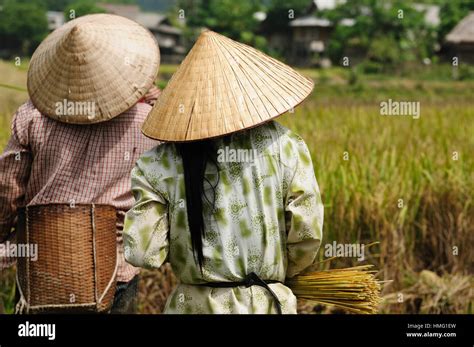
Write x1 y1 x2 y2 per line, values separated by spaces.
138 0 174 12
64 0 106 21
98 0 137 3
42 0 75 11
258 0 309 57
262 0 308 32
40 0 137 11
0 0 48 55
176 0 265 49
438 1 474 42
323 0 437 71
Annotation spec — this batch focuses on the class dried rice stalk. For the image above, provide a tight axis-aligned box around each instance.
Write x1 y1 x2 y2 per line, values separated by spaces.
286 265 382 314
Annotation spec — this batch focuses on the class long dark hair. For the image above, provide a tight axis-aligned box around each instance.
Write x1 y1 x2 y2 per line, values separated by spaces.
176 140 219 269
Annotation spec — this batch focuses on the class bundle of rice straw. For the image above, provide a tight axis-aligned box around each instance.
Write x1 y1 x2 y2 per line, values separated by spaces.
286 265 382 314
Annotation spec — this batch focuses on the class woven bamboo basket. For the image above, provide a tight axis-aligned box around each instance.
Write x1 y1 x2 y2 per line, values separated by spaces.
16 204 118 313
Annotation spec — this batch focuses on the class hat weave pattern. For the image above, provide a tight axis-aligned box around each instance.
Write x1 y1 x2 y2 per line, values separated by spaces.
28 14 160 124
142 30 313 142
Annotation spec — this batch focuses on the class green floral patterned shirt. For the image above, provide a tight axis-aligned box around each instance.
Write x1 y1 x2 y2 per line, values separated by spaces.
123 121 323 314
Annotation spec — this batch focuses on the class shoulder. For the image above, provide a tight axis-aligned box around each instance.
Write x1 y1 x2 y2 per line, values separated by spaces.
11 100 45 144
266 121 306 146
232 120 287 154
228 120 310 163
134 143 178 199
124 102 152 121
136 142 179 178
13 99 43 124
267 121 312 169
245 120 305 146
113 103 152 125
134 102 153 117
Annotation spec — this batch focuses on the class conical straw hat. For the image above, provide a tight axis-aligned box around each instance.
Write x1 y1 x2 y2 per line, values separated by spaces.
27 14 160 124
142 30 313 142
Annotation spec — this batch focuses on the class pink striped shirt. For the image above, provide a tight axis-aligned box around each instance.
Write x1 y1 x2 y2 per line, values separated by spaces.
0 100 158 282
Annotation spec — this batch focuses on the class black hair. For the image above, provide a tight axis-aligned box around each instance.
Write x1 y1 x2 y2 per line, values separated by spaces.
176 140 219 270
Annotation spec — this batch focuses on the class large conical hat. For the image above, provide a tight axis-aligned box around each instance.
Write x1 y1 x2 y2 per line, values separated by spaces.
142 30 313 142
27 14 160 124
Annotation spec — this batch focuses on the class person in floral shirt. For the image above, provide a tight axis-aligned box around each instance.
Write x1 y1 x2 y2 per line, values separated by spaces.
124 30 323 314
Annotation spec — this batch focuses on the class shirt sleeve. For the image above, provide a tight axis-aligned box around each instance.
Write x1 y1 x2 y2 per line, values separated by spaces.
0 108 32 243
123 164 169 269
284 136 323 278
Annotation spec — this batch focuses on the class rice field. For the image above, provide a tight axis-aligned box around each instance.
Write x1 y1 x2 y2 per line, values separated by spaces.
0 60 472 314
283 79 474 314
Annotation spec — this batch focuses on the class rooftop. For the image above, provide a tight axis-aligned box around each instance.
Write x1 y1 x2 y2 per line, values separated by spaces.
446 12 474 44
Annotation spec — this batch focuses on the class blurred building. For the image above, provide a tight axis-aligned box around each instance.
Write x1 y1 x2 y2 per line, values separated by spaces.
47 11 65 31
289 16 356 66
445 12 474 64
97 3 185 63
269 0 442 67
412 3 440 27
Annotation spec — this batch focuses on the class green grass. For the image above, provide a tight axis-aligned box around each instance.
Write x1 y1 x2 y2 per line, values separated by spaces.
159 64 179 75
0 60 473 313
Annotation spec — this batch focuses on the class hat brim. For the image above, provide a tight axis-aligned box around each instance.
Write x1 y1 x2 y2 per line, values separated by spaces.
141 30 313 142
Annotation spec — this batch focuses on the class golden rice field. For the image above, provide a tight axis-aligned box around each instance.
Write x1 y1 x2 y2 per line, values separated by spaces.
0 60 472 314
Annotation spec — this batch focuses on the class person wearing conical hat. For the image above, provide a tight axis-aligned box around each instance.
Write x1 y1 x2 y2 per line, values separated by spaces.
0 14 161 313
123 30 323 314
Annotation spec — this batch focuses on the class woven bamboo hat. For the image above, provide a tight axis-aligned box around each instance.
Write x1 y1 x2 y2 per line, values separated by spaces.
27 14 160 124
142 30 313 142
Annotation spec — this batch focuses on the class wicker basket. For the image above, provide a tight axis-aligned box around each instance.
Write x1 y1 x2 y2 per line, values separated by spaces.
16 204 117 313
